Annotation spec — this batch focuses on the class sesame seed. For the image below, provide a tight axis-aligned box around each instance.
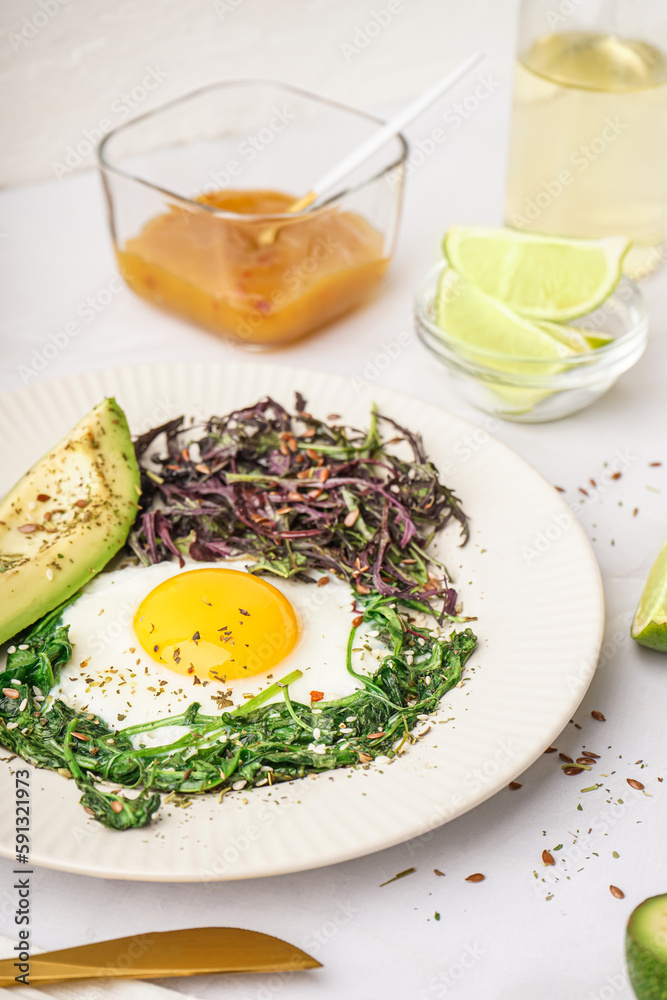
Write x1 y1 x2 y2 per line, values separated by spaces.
10 679 21 687
17 645 28 651
367 630 380 637
232 779 247 791
46 568 54 581
6 722 18 730
312 727 321 739
314 744 327 755
7 646 16 655
256 778 268 787
260 765 273 772
346 716 357 722
339 741 349 750
340 727 354 734
18 698 27 712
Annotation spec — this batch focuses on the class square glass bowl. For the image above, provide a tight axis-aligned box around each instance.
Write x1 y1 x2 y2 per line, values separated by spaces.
98 80 407 349
414 263 649 422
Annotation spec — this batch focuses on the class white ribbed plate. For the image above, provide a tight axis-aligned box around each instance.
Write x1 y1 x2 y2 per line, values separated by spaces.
0 362 603 881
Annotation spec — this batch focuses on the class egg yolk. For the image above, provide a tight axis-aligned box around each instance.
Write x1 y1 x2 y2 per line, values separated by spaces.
133 568 299 681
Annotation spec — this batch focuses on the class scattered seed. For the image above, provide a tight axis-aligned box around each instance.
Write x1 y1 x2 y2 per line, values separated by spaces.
610 472 622 481
74 499 89 508
610 885 624 899
317 576 329 587
434 869 445 877
581 751 600 760
627 778 644 790
2 689 20 700
591 711 606 722
36 493 50 502
344 508 360 527
352 614 363 627
559 753 573 763
71 731 89 741
358 752 372 763
544 747 558 754
508 781 522 790
110 801 124 814
465 873 485 883
542 850 555 866
576 757 595 765
563 766 583 776
650 462 662 467
18 524 38 534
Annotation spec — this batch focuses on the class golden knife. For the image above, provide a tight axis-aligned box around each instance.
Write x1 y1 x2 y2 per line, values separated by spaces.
0 927 321 988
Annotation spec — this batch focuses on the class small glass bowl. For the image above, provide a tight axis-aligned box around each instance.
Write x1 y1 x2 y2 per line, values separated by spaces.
414 263 649 422
98 80 407 349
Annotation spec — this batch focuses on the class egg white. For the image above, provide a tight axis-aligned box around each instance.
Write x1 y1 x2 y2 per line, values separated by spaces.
47 558 386 747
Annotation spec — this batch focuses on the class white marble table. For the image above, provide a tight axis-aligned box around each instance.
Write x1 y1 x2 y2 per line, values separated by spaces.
1 47 667 1000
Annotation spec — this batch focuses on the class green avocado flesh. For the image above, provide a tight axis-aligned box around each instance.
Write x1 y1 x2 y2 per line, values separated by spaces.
627 894 667 1000
0 398 141 644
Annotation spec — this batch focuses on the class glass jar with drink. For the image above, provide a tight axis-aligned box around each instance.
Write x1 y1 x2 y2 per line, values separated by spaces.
506 0 667 278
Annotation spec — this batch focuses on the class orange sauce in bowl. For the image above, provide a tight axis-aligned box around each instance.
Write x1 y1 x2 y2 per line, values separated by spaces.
115 189 389 346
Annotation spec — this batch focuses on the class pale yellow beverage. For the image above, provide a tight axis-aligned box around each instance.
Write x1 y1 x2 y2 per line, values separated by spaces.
506 31 667 277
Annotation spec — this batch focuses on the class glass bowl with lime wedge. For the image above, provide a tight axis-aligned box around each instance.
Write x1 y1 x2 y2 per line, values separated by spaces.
414 228 648 423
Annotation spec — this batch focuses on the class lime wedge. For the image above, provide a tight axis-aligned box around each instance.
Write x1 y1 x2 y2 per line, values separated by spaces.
435 269 577 372
435 270 579 414
536 321 614 353
631 539 667 651
443 226 630 322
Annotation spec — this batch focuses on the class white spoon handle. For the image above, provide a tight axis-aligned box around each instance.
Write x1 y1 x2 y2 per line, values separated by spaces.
311 50 484 204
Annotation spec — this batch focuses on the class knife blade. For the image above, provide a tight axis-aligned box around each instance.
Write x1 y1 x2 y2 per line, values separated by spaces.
0 927 321 988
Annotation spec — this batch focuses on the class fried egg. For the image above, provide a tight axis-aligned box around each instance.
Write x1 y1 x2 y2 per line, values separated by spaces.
49 559 383 746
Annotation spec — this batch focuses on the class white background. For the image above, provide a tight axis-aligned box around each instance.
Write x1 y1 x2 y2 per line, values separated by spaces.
1 1 667 998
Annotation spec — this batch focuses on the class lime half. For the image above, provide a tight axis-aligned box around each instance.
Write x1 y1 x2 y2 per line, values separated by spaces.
443 226 630 322
631 539 667 651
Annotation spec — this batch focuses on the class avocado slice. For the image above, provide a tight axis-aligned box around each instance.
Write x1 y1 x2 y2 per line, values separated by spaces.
0 397 141 644
627 893 667 1000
